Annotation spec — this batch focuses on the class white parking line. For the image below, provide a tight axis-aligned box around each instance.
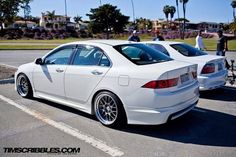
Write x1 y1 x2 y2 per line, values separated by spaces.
0 95 124 157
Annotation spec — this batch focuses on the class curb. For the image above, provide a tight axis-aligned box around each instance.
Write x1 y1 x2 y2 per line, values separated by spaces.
0 78 14 84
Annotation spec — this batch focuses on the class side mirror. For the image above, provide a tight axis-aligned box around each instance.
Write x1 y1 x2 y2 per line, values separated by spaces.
35 58 43 65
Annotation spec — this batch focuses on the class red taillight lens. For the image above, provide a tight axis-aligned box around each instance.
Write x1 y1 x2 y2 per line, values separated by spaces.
192 71 197 79
201 63 215 74
142 78 179 89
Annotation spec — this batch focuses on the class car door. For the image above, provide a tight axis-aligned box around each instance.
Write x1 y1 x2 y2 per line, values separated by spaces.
33 45 76 99
65 45 111 104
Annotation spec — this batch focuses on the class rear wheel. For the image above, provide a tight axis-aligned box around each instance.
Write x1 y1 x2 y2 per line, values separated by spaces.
94 91 126 127
16 74 33 98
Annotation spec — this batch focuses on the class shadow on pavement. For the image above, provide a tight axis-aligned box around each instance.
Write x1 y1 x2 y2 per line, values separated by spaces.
200 87 236 101
33 95 236 147
119 107 236 147
34 98 96 120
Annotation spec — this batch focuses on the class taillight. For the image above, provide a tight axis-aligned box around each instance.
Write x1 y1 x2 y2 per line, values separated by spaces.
201 63 215 74
192 71 197 79
142 78 179 89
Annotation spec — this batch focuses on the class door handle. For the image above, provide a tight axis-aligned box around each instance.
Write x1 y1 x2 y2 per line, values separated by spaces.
56 68 64 73
91 70 103 75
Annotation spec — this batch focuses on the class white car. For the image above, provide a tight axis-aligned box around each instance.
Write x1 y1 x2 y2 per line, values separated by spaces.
142 41 228 91
15 40 199 127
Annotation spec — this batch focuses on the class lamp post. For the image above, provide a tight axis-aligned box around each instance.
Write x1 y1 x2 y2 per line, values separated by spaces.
131 0 135 23
100 0 102 6
64 0 68 30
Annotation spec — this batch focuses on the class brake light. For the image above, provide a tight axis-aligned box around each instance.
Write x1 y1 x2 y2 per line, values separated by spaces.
201 63 215 74
142 78 179 89
192 71 197 79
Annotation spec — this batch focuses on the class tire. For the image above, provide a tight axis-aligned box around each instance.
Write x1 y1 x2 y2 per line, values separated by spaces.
16 74 33 98
94 91 127 127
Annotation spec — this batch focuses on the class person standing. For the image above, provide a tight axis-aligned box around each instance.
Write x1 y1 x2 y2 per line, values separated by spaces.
195 30 206 51
216 30 230 69
216 30 228 56
128 30 140 42
153 31 165 41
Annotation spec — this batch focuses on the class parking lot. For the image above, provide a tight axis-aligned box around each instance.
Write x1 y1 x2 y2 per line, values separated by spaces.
0 50 236 157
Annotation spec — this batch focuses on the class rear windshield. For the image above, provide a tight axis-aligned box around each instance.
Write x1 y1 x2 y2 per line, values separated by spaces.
113 44 172 65
170 43 207 57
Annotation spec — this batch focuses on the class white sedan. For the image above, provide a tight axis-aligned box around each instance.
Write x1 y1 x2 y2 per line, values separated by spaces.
15 40 199 127
142 41 228 91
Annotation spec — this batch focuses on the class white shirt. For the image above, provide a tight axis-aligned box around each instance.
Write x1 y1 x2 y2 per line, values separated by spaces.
195 35 205 50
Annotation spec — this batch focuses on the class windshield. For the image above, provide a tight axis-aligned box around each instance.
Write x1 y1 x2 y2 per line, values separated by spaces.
113 44 172 65
170 43 207 57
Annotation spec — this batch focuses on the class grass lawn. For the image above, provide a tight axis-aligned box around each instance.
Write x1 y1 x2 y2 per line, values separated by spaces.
0 37 235 51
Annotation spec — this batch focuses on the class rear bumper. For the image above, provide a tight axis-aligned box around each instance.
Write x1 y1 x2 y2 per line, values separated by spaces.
198 70 227 91
125 82 199 125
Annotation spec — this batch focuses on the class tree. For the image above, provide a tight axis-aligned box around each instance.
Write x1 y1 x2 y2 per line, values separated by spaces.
163 5 170 22
180 0 189 39
136 17 152 31
169 6 176 21
21 0 32 19
21 0 32 26
230 21 236 35
46 10 56 21
87 4 129 39
74 15 82 23
231 0 236 21
175 0 180 22
0 0 32 29
174 18 189 22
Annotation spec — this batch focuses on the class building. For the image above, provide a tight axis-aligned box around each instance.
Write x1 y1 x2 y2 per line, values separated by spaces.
11 20 37 29
40 12 71 29
152 19 179 31
198 22 221 32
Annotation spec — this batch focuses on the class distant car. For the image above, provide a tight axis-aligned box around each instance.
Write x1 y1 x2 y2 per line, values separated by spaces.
142 41 228 91
15 40 199 127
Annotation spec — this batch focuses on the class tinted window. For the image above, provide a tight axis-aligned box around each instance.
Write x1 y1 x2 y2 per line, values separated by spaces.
73 45 110 67
170 44 207 57
44 46 74 65
114 44 172 65
147 44 169 56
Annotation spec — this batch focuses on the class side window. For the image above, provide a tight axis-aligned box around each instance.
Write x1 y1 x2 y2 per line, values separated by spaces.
148 44 170 56
44 46 75 65
72 45 110 67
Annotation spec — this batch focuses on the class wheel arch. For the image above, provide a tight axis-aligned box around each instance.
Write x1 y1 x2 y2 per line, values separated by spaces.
91 89 127 120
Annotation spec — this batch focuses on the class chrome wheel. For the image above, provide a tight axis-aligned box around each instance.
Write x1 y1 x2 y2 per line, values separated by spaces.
16 74 32 98
95 93 118 125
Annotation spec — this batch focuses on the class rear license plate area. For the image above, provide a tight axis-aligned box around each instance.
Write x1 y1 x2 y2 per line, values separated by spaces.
180 73 190 83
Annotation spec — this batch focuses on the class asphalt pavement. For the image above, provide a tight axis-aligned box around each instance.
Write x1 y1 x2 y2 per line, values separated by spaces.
0 50 236 157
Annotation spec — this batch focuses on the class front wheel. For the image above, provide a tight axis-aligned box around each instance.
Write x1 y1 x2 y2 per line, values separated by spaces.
16 74 33 98
94 91 127 127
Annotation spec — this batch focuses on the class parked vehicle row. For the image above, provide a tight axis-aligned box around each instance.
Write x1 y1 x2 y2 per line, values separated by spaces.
15 40 226 127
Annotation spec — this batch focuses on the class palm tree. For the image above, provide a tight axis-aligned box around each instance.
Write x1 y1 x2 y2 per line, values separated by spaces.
175 0 180 22
46 10 56 21
169 6 176 21
231 0 236 21
74 15 82 23
180 0 189 39
163 5 170 22
175 0 181 38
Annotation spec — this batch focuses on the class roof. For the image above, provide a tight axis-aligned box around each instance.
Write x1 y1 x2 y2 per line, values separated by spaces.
14 20 36 24
141 41 183 45
68 40 135 46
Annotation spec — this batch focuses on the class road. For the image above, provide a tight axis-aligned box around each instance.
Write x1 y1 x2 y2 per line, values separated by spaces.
0 50 236 157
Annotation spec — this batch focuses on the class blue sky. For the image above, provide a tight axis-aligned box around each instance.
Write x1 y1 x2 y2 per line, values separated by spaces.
21 0 234 23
